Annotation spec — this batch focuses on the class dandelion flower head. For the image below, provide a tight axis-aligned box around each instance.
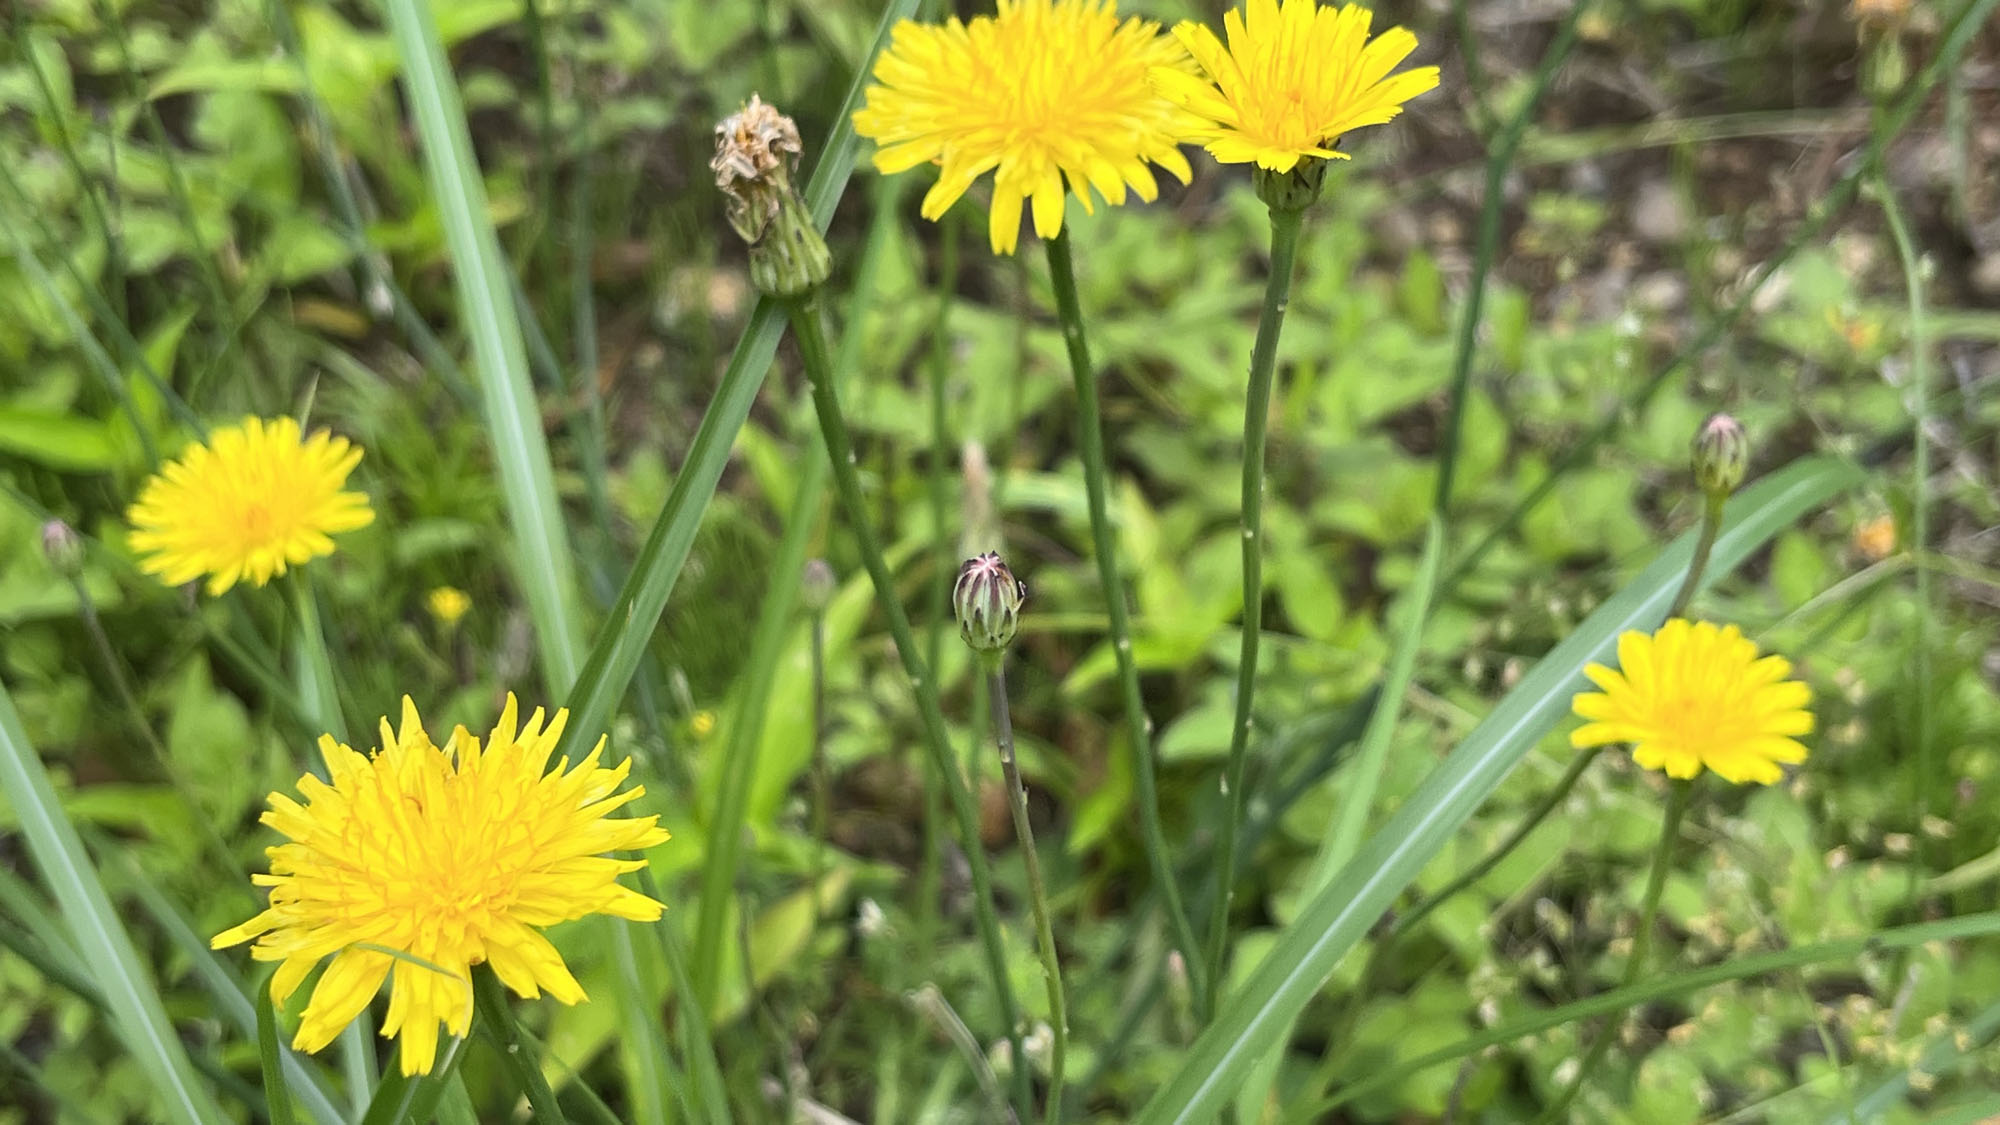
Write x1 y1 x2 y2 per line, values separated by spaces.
426 586 472 628
1571 619 1813 786
1152 0 1441 173
126 416 373 596
212 696 670 1074
853 0 1202 254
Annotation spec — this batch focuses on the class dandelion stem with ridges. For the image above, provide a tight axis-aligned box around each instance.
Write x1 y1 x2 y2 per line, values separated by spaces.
990 664 1068 1125
784 296 1034 1119
1205 203 1303 1016
472 967 567 1125
1042 230 1208 1014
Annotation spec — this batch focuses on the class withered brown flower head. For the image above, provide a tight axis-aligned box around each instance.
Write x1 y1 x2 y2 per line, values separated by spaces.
711 94 803 243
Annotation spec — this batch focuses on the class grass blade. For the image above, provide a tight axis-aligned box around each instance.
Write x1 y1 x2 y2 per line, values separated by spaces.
115 859 348 1125
0 680 225 1125
258 980 300 1125
554 0 921 761
381 0 585 694
1132 455 1867 1124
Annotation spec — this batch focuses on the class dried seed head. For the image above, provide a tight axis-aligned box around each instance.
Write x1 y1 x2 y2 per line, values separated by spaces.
953 552 1025 659
1692 413 1748 499
712 94 802 240
711 95 829 297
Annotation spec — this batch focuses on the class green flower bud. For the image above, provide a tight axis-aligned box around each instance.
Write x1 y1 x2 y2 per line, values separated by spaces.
953 552 1024 658
1253 155 1328 214
41 519 84 577
711 95 831 298
801 558 835 614
1692 413 1748 499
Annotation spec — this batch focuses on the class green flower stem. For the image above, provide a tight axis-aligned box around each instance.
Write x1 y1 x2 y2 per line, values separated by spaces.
928 215 960 675
989 663 1068 1125
809 605 830 927
471 966 567 1125
1041 231 1208 1011
1665 494 1725 620
1206 204 1306 1013
784 297 1034 1119
1878 170 1935 899
1534 776 1696 1123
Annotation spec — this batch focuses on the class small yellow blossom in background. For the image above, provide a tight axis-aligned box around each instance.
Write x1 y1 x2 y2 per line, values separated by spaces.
1152 0 1441 173
126 416 374 596
852 0 1201 254
1571 619 1813 786
1853 514 1897 562
212 696 669 1074
426 586 472 628
690 709 717 738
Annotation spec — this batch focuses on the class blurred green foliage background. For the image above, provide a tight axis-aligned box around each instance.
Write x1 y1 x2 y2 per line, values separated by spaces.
2 0 1999 1121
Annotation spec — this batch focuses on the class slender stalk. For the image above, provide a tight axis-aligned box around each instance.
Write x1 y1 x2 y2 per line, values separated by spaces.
809 606 830 928
1877 172 1934 889
1533 777 1695 1123
1399 745 1604 946
909 985 1018 1125
989 664 1068 1124
1432 1 1585 514
927 217 960 675
70 578 246 900
472 966 567 1124
69 580 167 764
1207 205 1305 1011
1665 494 1725 620
1313 743 1606 1088
1041 231 1207 1009
785 297 1034 1119
15 22 126 321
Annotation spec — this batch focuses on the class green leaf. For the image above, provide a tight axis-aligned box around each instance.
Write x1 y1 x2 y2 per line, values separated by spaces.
0 409 118 471
0 679 225 1125
1132 455 1867 1125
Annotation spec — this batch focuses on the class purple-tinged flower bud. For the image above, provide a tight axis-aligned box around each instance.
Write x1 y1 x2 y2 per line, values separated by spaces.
953 552 1024 658
801 558 836 614
1692 413 1748 499
41 520 84 577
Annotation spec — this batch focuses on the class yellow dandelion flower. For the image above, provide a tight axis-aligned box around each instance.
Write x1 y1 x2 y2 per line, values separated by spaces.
852 0 1201 255
212 695 669 1075
1152 0 1441 173
1571 619 1814 786
426 586 472 628
126 416 374 596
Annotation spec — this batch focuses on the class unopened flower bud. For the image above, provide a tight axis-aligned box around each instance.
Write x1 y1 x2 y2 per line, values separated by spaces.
41 520 84 577
711 95 830 298
1692 413 1747 499
953 552 1024 658
801 558 836 614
